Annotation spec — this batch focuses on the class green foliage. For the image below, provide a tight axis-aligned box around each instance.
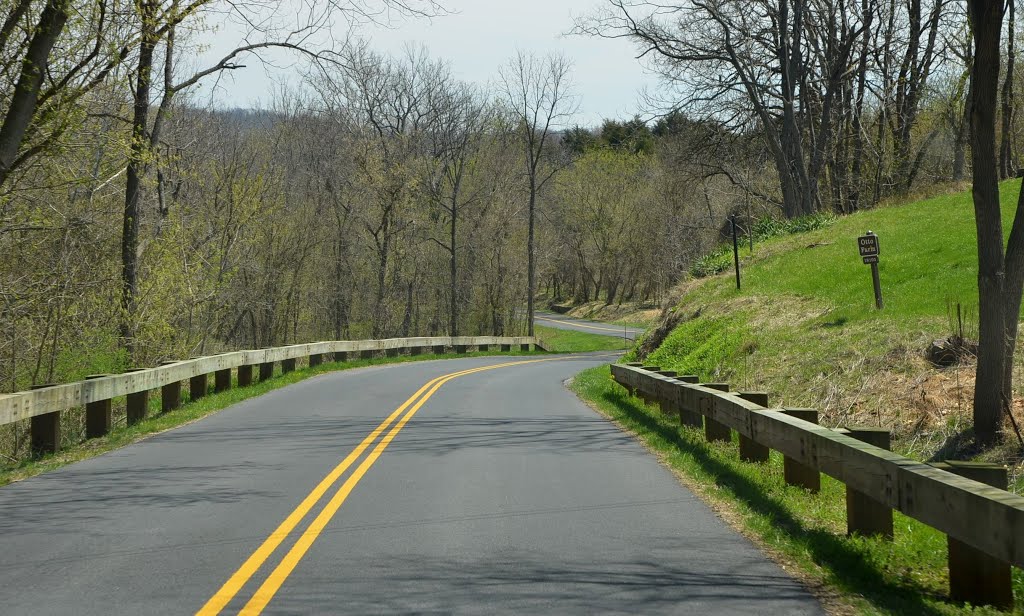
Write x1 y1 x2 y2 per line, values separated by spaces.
689 246 734 278
751 211 838 240
563 125 599 155
598 116 654 154
644 316 748 380
689 212 838 279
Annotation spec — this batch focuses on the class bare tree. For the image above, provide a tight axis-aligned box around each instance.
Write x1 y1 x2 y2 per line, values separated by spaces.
423 83 494 336
116 0 446 354
0 0 130 192
499 51 576 335
967 0 1024 445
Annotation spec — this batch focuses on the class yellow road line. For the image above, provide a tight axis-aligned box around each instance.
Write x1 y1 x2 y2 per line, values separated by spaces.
198 356 569 615
536 316 637 334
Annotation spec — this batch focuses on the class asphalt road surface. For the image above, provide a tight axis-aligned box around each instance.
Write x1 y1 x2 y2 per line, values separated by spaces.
535 312 645 341
0 354 822 615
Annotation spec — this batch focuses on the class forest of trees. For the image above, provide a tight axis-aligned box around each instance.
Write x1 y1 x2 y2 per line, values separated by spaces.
1 0 1023 427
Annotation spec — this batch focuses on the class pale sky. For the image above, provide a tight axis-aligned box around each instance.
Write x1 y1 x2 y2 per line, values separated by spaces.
195 0 659 127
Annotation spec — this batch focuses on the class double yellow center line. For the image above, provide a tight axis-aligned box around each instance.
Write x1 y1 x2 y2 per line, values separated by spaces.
196 356 567 615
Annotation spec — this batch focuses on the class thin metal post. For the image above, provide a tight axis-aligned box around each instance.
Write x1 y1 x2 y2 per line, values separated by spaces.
731 215 741 290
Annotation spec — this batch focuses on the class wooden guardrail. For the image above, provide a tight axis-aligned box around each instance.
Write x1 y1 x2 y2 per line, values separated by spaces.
611 363 1023 609
2 336 541 456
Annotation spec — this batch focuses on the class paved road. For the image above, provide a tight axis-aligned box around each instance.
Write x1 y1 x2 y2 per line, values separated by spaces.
535 311 645 341
0 354 821 615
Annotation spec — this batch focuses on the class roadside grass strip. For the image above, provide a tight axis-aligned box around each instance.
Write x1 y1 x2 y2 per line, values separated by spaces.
535 323 633 352
571 364 1024 616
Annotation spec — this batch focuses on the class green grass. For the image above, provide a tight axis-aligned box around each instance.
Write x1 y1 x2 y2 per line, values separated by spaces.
630 182 1024 462
0 349 545 487
571 364 1024 615
700 182 1023 326
535 324 632 352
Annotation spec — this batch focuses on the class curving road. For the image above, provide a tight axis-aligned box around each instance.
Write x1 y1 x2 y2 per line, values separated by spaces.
534 312 645 341
0 354 821 615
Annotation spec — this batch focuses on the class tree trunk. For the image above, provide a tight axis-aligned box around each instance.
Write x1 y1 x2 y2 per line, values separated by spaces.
120 5 158 356
968 0 1009 445
449 196 458 336
527 175 536 336
0 0 69 189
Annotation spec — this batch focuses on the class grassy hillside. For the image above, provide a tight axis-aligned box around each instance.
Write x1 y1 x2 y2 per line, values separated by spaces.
627 182 1024 472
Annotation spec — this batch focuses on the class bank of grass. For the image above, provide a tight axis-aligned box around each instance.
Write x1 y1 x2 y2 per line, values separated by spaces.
571 364 1024 615
629 181 1024 470
535 323 632 352
0 349 545 488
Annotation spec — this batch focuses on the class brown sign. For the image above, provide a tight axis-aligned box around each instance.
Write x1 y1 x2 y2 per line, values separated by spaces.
858 234 879 258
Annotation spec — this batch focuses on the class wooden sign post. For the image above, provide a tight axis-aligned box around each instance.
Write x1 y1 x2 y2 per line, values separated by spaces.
858 231 883 309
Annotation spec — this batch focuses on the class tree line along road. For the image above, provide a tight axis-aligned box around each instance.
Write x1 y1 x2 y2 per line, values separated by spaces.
0 353 821 615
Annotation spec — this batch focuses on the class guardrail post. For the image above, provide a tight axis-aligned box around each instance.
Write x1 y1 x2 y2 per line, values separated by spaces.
738 392 770 462
309 353 323 368
386 348 399 358
674 375 702 427
501 344 511 352
237 364 254 387
654 371 677 414
702 383 731 442
845 427 893 539
259 360 274 380
333 351 347 362
781 408 820 493
937 461 1013 609
636 367 660 404
520 343 530 351
215 369 231 393
124 368 149 425
282 358 296 373
84 375 113 438
30 384 60 455
434 345 446 354
160 361 182 413
411 346 423 356
456 344 467 354
360 350 375 360
479 344 490 352
190 372 208 402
